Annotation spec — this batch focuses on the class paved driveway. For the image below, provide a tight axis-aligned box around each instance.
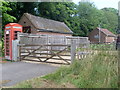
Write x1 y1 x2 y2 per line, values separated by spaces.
1 62 58 87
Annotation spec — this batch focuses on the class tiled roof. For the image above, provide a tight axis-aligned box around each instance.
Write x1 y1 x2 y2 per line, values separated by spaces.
23 13 73 34
96 27 116 37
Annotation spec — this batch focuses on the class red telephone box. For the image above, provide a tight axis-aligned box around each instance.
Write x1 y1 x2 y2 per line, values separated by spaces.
4 23 22 60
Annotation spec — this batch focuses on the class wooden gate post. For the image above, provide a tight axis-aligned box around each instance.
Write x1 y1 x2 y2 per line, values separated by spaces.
19 45 21 61
71 39 76 64
12 40 19 61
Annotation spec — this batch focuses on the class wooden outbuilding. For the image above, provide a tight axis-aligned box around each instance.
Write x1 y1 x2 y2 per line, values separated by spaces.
18 13 73 36
88 27 116 43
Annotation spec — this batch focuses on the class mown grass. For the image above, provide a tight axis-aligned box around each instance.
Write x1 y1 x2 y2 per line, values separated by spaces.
12 50 118 88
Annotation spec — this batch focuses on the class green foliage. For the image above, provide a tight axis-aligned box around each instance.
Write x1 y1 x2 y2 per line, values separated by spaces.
101 8 118 15
101 8 118 34
38 2 76 21
8 2 38 22
1 1 16 26
77 2 100 36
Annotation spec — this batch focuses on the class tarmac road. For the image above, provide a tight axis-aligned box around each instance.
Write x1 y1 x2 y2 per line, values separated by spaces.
1 61 58 87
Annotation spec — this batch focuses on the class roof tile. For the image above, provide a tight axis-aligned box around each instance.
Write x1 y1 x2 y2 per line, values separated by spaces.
24 13 73 34
97 27 116 37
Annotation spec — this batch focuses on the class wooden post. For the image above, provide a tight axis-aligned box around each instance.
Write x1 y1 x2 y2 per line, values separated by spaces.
71 39 76 64
19 46 21 61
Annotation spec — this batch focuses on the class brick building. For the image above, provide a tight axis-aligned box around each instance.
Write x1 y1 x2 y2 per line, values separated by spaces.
88 27 116 43
18 13 73 36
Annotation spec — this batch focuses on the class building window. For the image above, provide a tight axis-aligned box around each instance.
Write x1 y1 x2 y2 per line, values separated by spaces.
23 26 31 33
94 34 99 39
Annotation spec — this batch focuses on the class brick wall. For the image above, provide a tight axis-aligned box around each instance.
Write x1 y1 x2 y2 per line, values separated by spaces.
88 29 115 43
106 37 115 43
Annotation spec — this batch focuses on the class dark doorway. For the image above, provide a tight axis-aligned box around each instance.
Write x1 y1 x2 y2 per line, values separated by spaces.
23 26 31 33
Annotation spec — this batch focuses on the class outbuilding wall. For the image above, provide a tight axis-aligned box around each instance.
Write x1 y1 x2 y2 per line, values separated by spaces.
88 29 99 43
106 37 115 43
88 29 115 43
18 15 37 34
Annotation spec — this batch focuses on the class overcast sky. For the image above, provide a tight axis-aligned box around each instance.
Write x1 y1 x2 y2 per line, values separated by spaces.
72 0 119 10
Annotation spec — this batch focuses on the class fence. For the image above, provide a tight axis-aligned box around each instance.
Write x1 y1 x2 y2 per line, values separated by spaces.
17 33 89 48
90 43 116 51
12 33 90 64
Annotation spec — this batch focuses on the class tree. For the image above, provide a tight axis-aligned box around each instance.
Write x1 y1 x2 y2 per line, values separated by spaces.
1 1 16 27
101 8 118 34
38 2 76 21
77 2 101 36
8 2 38 22
101 8 118 15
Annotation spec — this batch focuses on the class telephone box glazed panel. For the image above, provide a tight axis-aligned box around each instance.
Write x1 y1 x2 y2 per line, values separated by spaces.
4 23 22 60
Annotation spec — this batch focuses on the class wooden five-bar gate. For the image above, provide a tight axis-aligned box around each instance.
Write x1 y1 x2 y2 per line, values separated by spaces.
13 33 90 65
19 44 72 64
